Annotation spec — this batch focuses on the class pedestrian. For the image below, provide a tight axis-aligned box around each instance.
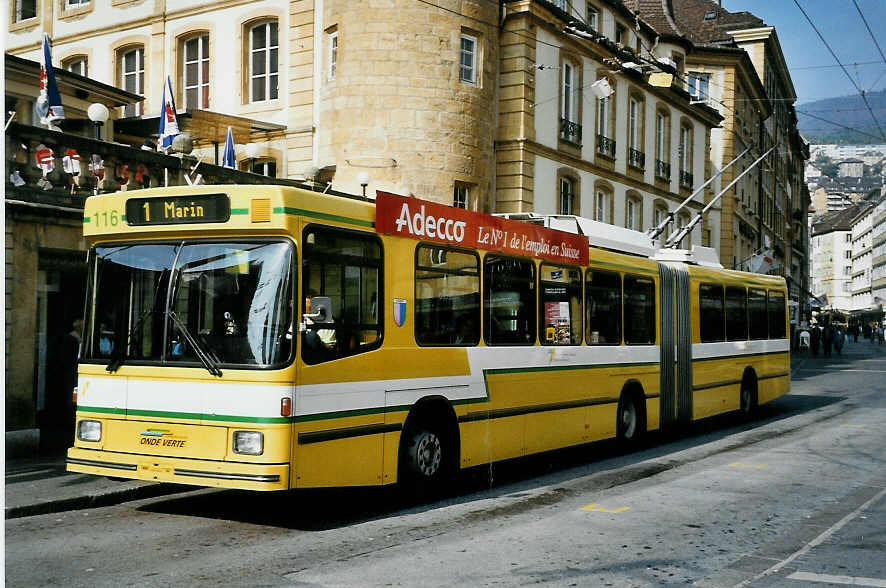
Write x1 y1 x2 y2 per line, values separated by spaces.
852 323 859 343
833 327 844 356
810 324 821 356
822 323 833 357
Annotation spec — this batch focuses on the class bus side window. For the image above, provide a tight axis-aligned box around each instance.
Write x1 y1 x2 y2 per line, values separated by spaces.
484 255 536 346
768 291 786 339
624 275 655 345
585 269 621 345
748 288 768 339
699 283 725 343
539 263 582 345
415 245 480 346
301 225 383 364
725 286 747 341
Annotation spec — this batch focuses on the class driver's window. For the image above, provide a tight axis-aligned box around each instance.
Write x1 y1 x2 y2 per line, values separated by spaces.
302 225 383 364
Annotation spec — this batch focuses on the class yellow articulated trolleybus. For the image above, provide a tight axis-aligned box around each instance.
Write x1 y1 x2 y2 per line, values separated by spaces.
67 185 790 491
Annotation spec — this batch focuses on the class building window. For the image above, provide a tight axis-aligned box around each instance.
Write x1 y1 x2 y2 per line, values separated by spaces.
625 194 642 231
249 21 278 102
328 30 338 81
249 159 276 177
559 177 575 215
596 80 615 157
655 110 670 180
675 213 691 248
63 57 87 77
653 202 670 240
119 46 144 117
552 0 566 9
183 34 210 109
615 23 626 45
65 0 88 6
627 96 644 169
15 0 36 20
688 72 710 103
454 182 469 209
586 4 598 30
595 188 612 224
560 60 581 144
679 124 693 188
460 34 477 85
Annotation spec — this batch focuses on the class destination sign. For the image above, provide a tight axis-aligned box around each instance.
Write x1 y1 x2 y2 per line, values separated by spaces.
375 191 589 265
126 194 230 226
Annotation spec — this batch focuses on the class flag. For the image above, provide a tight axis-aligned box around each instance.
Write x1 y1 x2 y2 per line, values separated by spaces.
748 249 773 274
36 34 65 127
158 76 180 151
221 126 236 169
62 148 81 176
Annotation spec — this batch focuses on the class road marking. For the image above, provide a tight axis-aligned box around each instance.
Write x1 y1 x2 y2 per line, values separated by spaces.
730 462 766 469
840 424 867 429
732 486 886 588
581 503 630 513
787 572 886 587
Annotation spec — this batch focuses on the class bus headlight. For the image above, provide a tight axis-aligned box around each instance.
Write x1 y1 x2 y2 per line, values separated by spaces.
233 431 264 455
77 420 102 442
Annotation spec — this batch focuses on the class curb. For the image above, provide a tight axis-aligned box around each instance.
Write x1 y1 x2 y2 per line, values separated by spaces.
5 482 192 520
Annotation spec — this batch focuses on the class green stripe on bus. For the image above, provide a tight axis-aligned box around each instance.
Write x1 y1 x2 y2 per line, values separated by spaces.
230 208 249 215
77 405 289 424
83 217 90 223
273 207 375 228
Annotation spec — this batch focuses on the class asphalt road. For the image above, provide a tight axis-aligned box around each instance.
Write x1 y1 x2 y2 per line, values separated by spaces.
6 346 886 587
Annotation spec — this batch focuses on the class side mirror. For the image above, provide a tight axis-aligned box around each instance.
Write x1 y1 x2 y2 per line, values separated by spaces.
304 296 334 323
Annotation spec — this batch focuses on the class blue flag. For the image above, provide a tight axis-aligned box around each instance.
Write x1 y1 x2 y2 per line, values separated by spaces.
37 34 65 127
222 126 236 169
158 76 180 151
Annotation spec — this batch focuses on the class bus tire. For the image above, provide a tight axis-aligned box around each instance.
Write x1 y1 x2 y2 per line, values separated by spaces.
399 422 453 497
616 386 645 447
740 370 758 419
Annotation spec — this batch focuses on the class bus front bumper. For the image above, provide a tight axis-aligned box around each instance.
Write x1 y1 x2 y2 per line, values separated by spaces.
66 447 290 491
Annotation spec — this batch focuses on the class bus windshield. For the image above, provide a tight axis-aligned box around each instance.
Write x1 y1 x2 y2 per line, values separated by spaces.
82 240 294 369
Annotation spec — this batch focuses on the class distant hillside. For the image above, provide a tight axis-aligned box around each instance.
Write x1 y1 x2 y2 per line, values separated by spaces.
797 89 886 144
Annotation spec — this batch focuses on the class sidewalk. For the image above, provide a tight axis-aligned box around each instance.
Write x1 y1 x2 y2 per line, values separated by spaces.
4 456 189 519
5 342 882 519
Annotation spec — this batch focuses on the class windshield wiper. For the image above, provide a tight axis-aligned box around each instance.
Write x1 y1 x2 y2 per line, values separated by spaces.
106 309 154 373
167 310 223 377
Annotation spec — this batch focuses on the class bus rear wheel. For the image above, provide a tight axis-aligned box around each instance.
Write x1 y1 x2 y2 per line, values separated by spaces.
399 423 453 497
740 376 758 419
616 392 644 447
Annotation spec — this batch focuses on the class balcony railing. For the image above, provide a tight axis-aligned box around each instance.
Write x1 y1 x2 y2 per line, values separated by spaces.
628 148 645 170
5 122 306 210
679 170 693 189
655 159 670 180
559 118 582 145
596 134 616 158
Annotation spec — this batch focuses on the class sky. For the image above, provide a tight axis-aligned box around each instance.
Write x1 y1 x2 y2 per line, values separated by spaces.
722 0 886 105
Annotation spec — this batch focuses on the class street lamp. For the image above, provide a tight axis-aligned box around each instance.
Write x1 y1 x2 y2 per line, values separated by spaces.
357 172 371 199
87 103 109 140
245 142 260 173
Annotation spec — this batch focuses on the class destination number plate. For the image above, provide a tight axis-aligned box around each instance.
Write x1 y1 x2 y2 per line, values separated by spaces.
126 194 231 226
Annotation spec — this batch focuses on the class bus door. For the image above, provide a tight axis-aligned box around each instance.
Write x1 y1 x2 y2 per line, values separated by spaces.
292 221 386 488
658 263 692 427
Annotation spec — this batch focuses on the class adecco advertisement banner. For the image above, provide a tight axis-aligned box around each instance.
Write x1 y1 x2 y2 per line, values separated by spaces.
375 191 589 266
